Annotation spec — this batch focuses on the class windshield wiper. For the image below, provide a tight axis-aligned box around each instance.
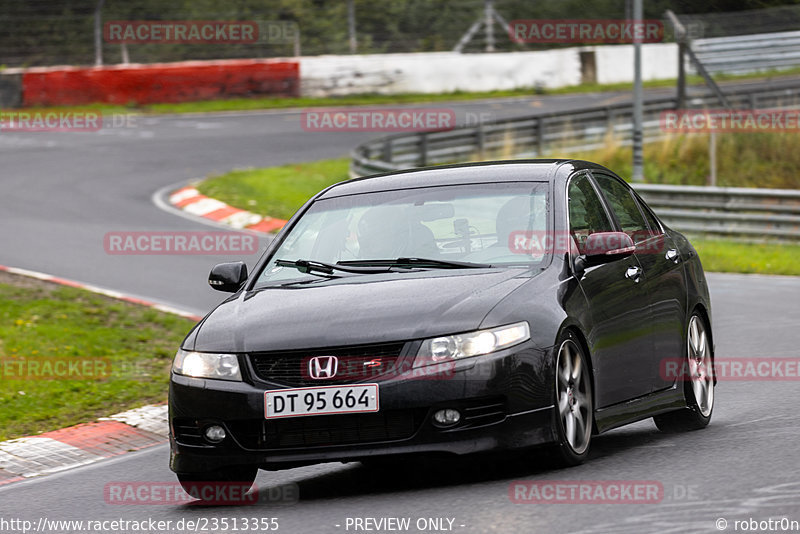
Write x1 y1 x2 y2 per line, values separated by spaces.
338 257 492 269
275 259 395 275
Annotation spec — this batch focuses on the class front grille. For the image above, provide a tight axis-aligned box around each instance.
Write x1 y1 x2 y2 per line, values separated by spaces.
249 342 407 386
229 409 425 449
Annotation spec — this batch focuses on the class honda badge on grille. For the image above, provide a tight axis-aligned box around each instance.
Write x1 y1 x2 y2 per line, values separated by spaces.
308 356 338 379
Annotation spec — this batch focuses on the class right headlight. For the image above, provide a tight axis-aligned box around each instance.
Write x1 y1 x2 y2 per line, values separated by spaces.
172 349 242 381
413 321 530 368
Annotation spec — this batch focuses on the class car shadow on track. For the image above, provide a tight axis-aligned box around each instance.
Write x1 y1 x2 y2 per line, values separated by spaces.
255 424 673 503
175 423 679 510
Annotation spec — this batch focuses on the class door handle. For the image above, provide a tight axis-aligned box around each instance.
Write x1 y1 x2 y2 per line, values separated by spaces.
625 265 642 282
665 249 679 263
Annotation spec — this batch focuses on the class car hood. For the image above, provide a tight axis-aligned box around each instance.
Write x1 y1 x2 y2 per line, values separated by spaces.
189 269 533 352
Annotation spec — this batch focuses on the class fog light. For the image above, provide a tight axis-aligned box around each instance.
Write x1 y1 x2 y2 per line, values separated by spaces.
433 409 461 426
204 425 226 443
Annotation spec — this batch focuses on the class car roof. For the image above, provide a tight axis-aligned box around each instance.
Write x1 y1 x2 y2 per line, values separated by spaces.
318 159 611 199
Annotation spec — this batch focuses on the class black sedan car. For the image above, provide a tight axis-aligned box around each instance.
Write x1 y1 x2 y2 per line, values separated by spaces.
169 159 715 490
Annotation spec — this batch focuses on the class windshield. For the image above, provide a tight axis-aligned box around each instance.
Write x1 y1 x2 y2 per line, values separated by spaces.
256 182 549 285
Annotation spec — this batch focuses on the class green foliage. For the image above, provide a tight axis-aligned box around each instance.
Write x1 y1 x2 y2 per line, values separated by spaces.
552 132 800 189
693 239 800 276
197 158 351 223
0 275 195 440
2 0 799 66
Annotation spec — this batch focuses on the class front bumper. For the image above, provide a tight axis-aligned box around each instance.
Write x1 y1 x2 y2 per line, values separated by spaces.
169 342 555 474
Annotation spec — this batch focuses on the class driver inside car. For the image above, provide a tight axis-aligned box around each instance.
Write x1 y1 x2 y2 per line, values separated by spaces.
357 205 439 259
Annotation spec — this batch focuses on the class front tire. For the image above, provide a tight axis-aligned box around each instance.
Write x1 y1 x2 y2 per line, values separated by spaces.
654 313 714 432
550 331 594 466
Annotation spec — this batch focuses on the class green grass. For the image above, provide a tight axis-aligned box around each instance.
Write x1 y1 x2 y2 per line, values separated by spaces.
10 90 545 117
145 90 543 114
692 239 800 276
4 102 136 116
546 132 800 189
197 158 351 222
0 272 195 441
544 66 800 96
144 68 790 112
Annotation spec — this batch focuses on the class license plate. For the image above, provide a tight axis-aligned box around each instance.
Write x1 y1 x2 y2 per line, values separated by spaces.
264 384 379 419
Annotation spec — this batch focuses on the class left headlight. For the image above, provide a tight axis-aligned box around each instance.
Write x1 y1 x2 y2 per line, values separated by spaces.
172 349 242 381
413 321 530 368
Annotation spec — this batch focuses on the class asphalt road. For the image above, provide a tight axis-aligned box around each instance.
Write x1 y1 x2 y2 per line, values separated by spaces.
1 272 798 533
1 80 799 533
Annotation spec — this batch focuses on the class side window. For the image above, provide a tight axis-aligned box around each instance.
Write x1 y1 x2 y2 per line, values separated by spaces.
638 198 663 237
592 174 649 243
568 174 614 255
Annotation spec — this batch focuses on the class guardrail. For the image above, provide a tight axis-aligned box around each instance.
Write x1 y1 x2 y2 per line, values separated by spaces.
351 81 800 177
634 184 800 241
692 31 800 76
350 81 800 242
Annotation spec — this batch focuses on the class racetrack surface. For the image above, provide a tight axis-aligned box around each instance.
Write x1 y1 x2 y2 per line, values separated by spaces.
2 80 799 532
1 272 798 533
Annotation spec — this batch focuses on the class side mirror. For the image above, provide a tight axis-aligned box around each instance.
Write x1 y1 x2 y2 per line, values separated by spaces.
584 231 635 264
575 232 635 272
208 262 248 293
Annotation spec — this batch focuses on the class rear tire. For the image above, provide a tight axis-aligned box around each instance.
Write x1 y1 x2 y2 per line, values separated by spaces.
549 331 594 466
654 313 714 433
176 467 258 503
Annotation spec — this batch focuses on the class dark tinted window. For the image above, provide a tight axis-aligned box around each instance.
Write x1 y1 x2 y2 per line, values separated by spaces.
568 174 614 255
593 174 649 243
638 198 663 237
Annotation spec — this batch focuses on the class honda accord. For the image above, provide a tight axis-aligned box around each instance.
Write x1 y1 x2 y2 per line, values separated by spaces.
169 160 715 491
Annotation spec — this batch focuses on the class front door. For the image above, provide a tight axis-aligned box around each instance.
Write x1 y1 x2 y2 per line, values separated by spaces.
568 173 655 407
